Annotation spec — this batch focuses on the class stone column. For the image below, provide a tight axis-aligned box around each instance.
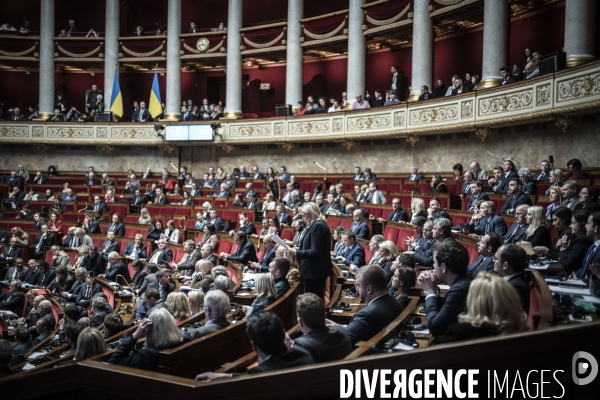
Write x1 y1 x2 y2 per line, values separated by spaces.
565 0 597 67
285 0 303 113
224 0 243 119
37 0 55 120
164 0 182 121
408 0 433 102
345 0 366 109
479 0 509 89
103 0 119 112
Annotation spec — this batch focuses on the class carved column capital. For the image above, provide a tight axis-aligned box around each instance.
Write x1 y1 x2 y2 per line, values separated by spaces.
341 140 355 151
219 144 235 154
553 115 573 133
162 144 177 155
280 142 295 152
405 134 420 147
475 127 492 141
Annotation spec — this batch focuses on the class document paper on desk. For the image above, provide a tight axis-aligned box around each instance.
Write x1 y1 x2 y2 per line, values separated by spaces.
548 285 591 296
271 234 290 250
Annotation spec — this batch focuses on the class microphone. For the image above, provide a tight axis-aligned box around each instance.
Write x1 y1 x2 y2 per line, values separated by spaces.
313 161 326 171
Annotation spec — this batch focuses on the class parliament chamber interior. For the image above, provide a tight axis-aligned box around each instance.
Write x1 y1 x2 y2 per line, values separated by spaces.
0 0 599 399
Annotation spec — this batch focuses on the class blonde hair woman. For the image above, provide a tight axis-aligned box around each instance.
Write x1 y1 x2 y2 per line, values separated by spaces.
165 292 191 323
263 193 277 215
277 247 300 282
545 186 562 220
75 327 107 360
188 290 205 316
286 202 330 298
190 259 215 291
410 198 427 223
242 273 277 318
437 272 528 343
377 240 400 280
11 227 29 246
138 208 153 225
525 206 551 248
74 245 90 269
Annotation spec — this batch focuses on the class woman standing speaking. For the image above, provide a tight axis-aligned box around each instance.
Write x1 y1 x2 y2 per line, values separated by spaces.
287 203 332 299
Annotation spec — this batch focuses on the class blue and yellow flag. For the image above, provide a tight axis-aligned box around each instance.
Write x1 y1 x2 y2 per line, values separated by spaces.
149 69 162 118
109 68 123 117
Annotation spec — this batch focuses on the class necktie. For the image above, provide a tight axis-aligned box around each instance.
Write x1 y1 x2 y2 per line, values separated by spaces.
11 269 18 280
133 247 139 260
150 250 161 264
36 236 43 251
485 220 490 234
100 241 108 253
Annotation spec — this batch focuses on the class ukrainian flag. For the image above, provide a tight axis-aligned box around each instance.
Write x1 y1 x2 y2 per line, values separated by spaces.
149 69 162 118
109 68 123 117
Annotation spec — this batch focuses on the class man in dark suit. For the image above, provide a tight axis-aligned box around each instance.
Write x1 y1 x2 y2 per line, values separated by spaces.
82 213 101 235
188 183 202 197
98 230 121 256
460 172 475 194
199 244 218 266
405 220 437 267
349 209 369 239
427 198 451 222
90 296 110 328
532 160 551 180
500 67 517 85
499 179 533 215
0 280 25 315
86 84 101 112
251 166 263 180
182 106 195 121
293 293 352 362
32 317 54 345
81 245 106 275
419 241 472 336
208 209 229 232
188 22 198 33
9 327 33 367
146 269 175 303
275 203 292 225
561 180 581 211
338 231 366 271
336 265 404 346
186 290 231 339
136 101 151 122
474 201 508 237
32 171 48 184
99 252 131 285
35 262 56 289
147 240 174 269
214 183 231 198
321 194 339 215
574 212 600 282
47 108 66 122
245 194 262 213
221 231 258 265
377 197 407 223
122 234 148 260
88 195 108 213
269 257 291 300
76 273 102 311
490 162 519 194
5 258 28 282
105 214 125 237
84 172 100 186
11 107 26 120
7 171 22 188
450 77 470 95
129 189 146 212
231 213 256 236
465 181 489 211
47 266 73 296
32 225 54 259
176 240 201 276
494 244 530 313
371 89 385 107
249 235 276 273
136 264 159 298
23 260 42 285
61 267 88 304
503 204 530 244
467 233 502 278
1 238 21 268
131 101 140 122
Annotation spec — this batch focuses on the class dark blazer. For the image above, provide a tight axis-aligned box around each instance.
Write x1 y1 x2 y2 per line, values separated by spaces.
130 194 145 211
109 336 163 372
342 242 366 267
258 247 276 272
176 250 202 274
137 273 157 296
104 260 131 285
210 217 229 232
84 220 101 234
436 323 501 344
521 181 536 195
64 279 87 302
296 220 332 281
187 316 231 340
474 215 508 237
276 212 292 226
83 253 107 275
294 325 353 363
99 239 120 254
215 190 231 198
525 225 552 248
75 283 102 307
148 248 174 268
90 309 109 328
105 223 125 237
460 182 472 194
428 209 451 222
137 108 151 122
36 269 57 288
501 76 517 85
386 208 408 223
499 192 533 215
466 255 494 278
9 341 34 367
227 238 258 265
425 274 472 336
248 346 314 374
503 223 529 244
0 291 25 315
237 222 257 236
451 86 470 95
32 176 48 184
346 294 404 345
147 281 175 302
506 273 530 313
494 171 519 194
47 275 73 296
24 269 41 285
407 173 424 181
321 203 339 215
349 220 369 239
576 243 600 282
558 236 594 274
578 202 600 213
466 192 489 211
5 265 29 281
532 171 550 181
33 232 54 249
252 172 264 179
32 330 52 345
1 246 21 265
84 179 100 186
274 277 290 300
413 238 438 267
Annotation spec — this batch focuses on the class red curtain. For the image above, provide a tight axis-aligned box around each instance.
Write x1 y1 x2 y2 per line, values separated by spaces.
303 14 346 35
243 27 284 44
366 0 411 21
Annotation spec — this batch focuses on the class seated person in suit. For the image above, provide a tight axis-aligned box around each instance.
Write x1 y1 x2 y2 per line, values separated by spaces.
9 327 33 367
467 233 503 278
109 307 190 372
493 244 530 313
269 257 291 300
349 209 369 239
426 198 451 221
499 178 533 215
186 290 231 339
59 267 88 304
35 261 56 289
436 272 528 343
32 317 54 345
388 263 417 309
229 212 256 236
473 201 508 237
82 213 101 235
289 293 353 363
503 204 530 244
327 265 403 346
196 311 313 381
404 220 437 267
518 168 536 196
32 225 54 259
5 257 28 282
220 231 258 265
249 234 276 273
122 234 148 260
147 239 174 269
214 183 231 198
418 241 473 336
90 296 110 329
57 305 82 344
465 181 490 211
105 213 125 237
336 230 366 273
103 314 125 338
376 197 408 223
47 265 73 296
133 288 162 320
0 279 25 316
407 165 424 181
99 251 131 285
